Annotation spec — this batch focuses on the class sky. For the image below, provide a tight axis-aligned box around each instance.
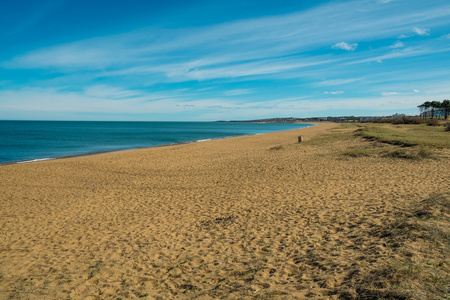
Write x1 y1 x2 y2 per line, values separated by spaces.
1 0 449 121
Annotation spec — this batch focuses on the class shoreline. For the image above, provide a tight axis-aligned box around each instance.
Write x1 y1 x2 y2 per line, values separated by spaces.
1 122 447 299
0 123 316 166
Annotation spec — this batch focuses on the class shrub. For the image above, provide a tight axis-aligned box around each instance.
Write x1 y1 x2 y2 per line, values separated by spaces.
372 116 423 124
426 118 440 126
384 149 415 159
383 147 434 160
416 147 434 159
342 149 370 157
393 116 423 124
445 122 450 131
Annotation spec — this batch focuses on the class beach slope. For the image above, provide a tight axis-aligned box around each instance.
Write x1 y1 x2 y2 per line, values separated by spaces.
0 123 448 299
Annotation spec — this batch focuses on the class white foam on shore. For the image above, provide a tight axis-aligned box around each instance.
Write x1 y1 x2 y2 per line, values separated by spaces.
17 158 53 164
196 139 213 142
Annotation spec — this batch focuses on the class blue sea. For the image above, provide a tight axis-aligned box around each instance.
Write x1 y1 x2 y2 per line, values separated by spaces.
0 121 312 164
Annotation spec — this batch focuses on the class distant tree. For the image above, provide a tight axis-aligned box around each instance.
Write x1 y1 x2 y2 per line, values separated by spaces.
418 101 432 118
442 99 450 120
430 101 442 119
417 103 425 117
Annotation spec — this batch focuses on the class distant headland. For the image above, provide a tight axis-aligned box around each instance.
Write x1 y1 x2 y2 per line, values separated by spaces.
217 114 406 123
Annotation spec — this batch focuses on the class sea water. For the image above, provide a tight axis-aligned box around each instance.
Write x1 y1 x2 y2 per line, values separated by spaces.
0 121 313 164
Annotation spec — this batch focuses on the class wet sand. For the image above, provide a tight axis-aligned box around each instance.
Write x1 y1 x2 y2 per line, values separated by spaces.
0 123 448 299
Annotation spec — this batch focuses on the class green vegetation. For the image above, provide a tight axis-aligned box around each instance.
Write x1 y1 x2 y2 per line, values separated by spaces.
370 116 424 124
303 125 356 146
356 123 450 148
298 122 446 160
341 147 434 160
341 148 371 157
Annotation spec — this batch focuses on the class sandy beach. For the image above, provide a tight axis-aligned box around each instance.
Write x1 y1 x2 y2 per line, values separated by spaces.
0 123 448 299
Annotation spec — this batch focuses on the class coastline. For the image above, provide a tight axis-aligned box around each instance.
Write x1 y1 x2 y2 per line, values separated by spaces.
0 122 447 299
0 122 315 166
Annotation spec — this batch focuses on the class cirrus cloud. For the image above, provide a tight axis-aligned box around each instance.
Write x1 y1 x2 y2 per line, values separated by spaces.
324 91 344 95
390 41 404 48
331 42 358 51
413 27 430 36
381 91 400 96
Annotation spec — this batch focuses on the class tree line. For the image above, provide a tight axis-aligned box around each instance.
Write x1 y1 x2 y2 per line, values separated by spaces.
418 100 450 119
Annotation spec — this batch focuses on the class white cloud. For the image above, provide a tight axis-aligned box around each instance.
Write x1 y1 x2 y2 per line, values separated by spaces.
223 89 254 96
83 85 143 99
2 81 450 121
8 0 448 74
381 92 400 96
390 41 404 48
2 0 450 121
349 46 430 65
412 27 430 36
413 89 420 93
315 78 362 87
128 56 338 82
0 87 232 116
332 42 358 51
324 91 344 94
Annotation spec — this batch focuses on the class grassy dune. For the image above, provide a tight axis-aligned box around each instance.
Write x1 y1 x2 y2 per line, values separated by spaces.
356 123 450 148
306 123 449 299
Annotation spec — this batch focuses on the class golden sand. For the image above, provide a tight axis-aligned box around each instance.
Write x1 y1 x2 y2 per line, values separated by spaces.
0 123 448 299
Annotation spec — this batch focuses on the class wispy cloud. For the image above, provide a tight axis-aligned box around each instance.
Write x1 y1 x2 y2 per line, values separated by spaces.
2 80 450 121
348 46 433 65
1 0 450 120
390 41 404 48
5 0 450 75
381 91 400 96
223 89 254 96
83 85 143 100
412 27 430 36
324 91 344 95
315 78 362 87
332 42 358 51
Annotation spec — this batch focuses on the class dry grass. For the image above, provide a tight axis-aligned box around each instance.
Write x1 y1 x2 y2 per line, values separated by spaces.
341 148 371 158
299 123 449 299
329 122 450 161
381 147 435 160
426 118 441 126
356 123 450 148
335 193 450 299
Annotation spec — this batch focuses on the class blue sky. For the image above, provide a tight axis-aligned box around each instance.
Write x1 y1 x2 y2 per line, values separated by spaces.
1 0 449 121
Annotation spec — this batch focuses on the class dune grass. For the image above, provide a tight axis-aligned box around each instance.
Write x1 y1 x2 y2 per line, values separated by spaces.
356 123 450 148
337 193 450 299
300 123 442 160
290 123 449 298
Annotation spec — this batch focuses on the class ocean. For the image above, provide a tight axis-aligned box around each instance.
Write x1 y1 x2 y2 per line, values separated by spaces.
0 121 312 164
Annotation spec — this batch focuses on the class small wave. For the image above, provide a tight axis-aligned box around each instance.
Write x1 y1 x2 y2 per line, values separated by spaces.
17 158 53 164
196 139 213 142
